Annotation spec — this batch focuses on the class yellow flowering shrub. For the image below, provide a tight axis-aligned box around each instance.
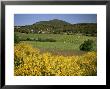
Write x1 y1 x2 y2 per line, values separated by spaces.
14 43 97 76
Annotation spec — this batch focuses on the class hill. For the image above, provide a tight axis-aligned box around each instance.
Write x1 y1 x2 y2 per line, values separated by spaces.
14 19 97 36
33 19 71 25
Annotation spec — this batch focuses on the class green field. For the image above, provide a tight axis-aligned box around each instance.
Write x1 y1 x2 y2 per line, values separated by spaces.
15 32 97 55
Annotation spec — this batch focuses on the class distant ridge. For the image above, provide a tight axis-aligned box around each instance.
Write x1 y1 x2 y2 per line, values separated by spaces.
14 19 97 36
33 19 71 26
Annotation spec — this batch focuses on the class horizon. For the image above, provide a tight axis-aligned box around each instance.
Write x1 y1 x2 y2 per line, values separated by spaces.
14 14 97 26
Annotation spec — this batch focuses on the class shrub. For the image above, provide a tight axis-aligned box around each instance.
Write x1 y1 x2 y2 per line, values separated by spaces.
25 38 38 41
24 37 56 42
14 43 97 76
14 33 20 43
26 37 35 41
79 39 94 51
38 38 56 42
26 38 31 41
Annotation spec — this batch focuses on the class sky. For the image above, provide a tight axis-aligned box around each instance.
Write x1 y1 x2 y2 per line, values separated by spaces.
14 14 97 26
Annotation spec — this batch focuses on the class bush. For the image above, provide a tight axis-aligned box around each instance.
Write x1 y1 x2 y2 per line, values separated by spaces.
24 37 56 42
25 38 38 41
14 43 97 76
38 38 56 42
26 38 35 41
26 38 31 41
79 39 94 51
14 33 20 43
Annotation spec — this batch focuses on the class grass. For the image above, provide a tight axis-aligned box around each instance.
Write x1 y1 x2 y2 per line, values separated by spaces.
16 32 96 43
15 32 97 55
22 41 79 51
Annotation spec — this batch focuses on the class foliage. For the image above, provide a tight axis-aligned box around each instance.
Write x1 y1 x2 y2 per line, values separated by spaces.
79 39 94 51
14 33 20 43
14 43 97 76
15 32 96 51
14 19 97 36
21 37 56 42
37 37 56 42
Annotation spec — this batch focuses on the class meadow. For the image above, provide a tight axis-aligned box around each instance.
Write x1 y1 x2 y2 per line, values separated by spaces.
14 43 97 76
15 32 96 55
14 32 97 76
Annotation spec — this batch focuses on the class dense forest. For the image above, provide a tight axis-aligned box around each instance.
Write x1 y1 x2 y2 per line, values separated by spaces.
14 19 97 36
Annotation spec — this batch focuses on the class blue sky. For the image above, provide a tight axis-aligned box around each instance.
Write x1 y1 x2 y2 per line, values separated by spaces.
14 14 97 26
